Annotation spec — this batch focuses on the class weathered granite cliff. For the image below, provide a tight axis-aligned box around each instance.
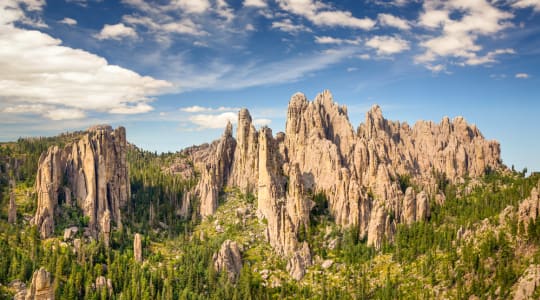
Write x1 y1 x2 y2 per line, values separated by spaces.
179 90 502 279
195 122 236 217
32 125 129 241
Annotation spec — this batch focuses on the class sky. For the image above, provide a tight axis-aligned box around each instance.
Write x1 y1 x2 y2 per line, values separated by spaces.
0 0 539 172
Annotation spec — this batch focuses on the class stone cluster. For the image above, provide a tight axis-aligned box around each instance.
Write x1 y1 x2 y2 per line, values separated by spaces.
32 125 129 242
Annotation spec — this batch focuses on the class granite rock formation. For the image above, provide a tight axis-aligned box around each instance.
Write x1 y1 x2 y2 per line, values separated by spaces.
196 122 236 217
229 109 259 194
180 90 502 279
25 268 54 300
8 191 16 224
213 240 243 283
32 125 129 240
513 264 540 300
134 233 143 263
518 182 540 227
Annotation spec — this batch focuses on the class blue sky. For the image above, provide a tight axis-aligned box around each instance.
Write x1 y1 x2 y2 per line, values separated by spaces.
0 0 539 172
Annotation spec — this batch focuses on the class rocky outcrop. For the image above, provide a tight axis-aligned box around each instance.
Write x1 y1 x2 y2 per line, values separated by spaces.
518 183 540 227
280 91 500 247
8 191 16 224
134 233 142 263
196 122 236 217
25 268 54 300
32 125 129 240
401 188 430 225
257 127 313 279
95 276 113 295
229 109 259 194
178 90 502 277
286 242 312 280
513 264 540 300
213 240 242 283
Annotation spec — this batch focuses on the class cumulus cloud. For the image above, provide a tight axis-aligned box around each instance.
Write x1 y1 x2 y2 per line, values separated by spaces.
277 0 375 30
377 13 411 30
95 23 137 40
315 36 361 45
463 48 515 66
366 35 410 55
59 17 77 26
516 73 530 79
171 0 210 14
271 19 311 33
244 0 267 8
513 0 540 12
179 105 273 130
188 112 237 129
415 0 514 68
0 2 172 121
121 0 239 44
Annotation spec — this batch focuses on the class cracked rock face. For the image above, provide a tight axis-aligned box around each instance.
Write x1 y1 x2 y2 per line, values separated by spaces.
33 125 129 240
213 240 243 283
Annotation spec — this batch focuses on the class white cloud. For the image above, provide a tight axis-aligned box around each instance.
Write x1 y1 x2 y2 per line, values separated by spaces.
271 19 311 33
366 35 410 55
95 23 137 40
171 0 210 14
181 105 209 113
180 106 240 113
516 73 530 79
253 118 272 126
243 0 266 8
168 47 355 91
121 0 239 43
123 15 207 38
3 104 87 121
426 64 445 73
377 13 410 30
315 36 361 45
42 108 86 120
346 67 358 72
216 0 234 22
358 53 370 60
415 0 514 68
59 17 77 26
188 112 237 129
277 0 375 30
462 48 515 66
1 0 47 27
513 0 540 12
186 111 271 129
0 5 172 121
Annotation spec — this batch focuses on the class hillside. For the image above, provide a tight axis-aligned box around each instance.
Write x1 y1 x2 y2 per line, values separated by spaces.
0 91 539 299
